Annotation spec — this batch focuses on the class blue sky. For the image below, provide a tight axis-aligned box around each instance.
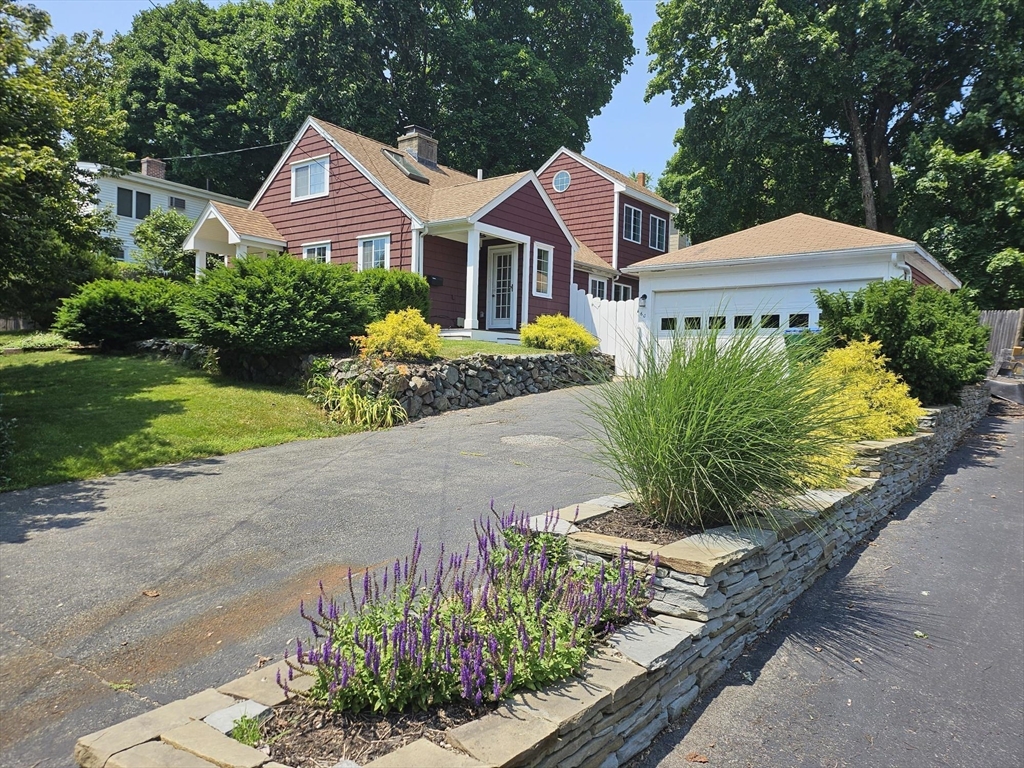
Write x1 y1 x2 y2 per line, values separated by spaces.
34 0 686 186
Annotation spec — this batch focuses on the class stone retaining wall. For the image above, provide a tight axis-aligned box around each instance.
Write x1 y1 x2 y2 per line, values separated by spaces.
321 352 614 420
132 338 215 368
72 385 989 768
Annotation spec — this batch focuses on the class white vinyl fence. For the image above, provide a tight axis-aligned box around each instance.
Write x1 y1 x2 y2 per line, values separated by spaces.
569 286 640 375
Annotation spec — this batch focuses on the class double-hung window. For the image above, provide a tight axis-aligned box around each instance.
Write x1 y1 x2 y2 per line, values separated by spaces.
303 242 331 264
292 156 329 201
612 283 632 301
358 234 390 270
116 188 150 219
589 277 607 299
649 215 667 251
623 204 642 243
533 243 553 298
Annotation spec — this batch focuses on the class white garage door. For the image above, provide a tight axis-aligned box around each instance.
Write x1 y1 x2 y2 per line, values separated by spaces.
650 282 848 337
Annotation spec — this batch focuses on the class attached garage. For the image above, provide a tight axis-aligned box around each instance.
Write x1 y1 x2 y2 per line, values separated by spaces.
623 214 960 341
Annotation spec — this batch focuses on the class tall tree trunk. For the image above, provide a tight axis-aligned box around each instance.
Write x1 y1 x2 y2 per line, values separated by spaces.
844 99 878 230
869 99 896 232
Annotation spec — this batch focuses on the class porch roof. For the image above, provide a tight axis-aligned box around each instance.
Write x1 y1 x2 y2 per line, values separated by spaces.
183 201 286 252
574 239 617 277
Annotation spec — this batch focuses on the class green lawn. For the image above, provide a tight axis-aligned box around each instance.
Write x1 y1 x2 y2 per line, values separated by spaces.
438 339 538 357
0 349 354 490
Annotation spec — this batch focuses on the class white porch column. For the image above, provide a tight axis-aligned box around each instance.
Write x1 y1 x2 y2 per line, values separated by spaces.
235 244 249 260
411 224 423 275
465 227 479 329
194 252 207 279
520 241 531 329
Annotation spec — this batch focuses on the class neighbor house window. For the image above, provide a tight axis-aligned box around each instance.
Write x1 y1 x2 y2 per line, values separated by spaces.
533 243 553 298
761 314 780 329
660 317 677 331
613 283 632 301
358 234 390 270
623 204 642 243
134 192 151 219
291 156 329 201
552 170 571 192
169 196 186 211
649 215 667 251
734 315 753 329
116 187 133 217
589 277 606 299
684 316 702 330
303 242 331 264
789 313 810 328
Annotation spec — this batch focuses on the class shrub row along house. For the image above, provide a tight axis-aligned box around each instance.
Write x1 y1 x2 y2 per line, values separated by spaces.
180 117 680 338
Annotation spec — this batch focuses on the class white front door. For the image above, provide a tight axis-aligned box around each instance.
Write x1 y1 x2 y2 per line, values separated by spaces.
487 245 517 328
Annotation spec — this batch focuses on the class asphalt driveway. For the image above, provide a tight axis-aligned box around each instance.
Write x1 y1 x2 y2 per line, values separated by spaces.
0 385 618 768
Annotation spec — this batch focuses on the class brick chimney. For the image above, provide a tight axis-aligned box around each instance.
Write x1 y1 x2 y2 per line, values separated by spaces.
140 157 166 179
635 172 647 188
397 125 438 168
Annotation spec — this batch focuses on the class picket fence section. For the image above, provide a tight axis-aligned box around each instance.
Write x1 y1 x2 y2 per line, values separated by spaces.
569 286 640 376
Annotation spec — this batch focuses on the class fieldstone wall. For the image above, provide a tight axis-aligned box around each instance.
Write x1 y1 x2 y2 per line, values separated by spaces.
317 352 615 420
131 338 215 368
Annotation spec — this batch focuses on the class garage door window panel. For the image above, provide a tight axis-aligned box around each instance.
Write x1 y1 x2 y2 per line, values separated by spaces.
734 315 753 329
761 314 780 329
661 317 677 332
788 313 810 328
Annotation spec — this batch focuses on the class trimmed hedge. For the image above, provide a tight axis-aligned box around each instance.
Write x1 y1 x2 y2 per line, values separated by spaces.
521 314 598 355
352 268 431 321
177 255 373 356
53 278 184 348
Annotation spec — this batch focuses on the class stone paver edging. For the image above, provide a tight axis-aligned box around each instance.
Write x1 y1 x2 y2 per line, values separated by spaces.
72 385 990 768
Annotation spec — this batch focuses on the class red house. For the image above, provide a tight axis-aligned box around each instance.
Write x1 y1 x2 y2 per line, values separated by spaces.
184 117 576 338
537 148 679 301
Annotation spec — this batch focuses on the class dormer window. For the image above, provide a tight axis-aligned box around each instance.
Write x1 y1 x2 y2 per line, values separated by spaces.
292 156 329 201
382 149 429 183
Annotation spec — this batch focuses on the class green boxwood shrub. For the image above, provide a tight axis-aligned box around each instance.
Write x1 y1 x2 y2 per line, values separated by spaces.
177 255 372 356
814 280 991 405
53 278 185 348
520 314 598 354
352 268 431 321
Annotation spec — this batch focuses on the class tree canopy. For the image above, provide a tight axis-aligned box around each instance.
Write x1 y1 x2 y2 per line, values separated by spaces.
0 2 122 324
648 0 1023 308
111 0 634 199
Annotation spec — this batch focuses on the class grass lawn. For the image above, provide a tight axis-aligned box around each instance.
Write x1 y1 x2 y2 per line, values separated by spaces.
0 349 355 491
438 339 538 357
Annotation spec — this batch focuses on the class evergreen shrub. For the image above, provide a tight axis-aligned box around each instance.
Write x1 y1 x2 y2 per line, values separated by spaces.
53 278 184 347
353 308 442 360
521 314 598 354
352 268 431 321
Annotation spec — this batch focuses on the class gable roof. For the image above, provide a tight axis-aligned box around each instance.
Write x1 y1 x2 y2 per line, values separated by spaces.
624 214 917 270
574 240 617 277
537 148 678 213
211 202 285 242
427 172 531 221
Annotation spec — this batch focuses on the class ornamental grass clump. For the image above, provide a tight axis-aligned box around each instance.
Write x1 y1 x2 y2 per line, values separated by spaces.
588 324 852 530
283 508 652 714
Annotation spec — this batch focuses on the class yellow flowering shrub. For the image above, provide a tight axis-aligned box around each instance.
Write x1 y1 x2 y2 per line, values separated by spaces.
520 314 598 354
814 339 925 441
353 308 442 360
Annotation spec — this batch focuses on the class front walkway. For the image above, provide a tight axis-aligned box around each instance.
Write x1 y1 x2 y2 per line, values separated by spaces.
631 403 1024 768
0 386 617 768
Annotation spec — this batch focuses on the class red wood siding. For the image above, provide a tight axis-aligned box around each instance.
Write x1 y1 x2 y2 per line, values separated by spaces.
422 235 467 328
538 154 615 264
479 182 573 323
573 269 590 291
618 193 671 271
254 126 413 270
910 265 935 286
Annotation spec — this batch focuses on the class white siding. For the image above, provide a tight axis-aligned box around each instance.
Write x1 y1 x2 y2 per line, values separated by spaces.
87 171 247 261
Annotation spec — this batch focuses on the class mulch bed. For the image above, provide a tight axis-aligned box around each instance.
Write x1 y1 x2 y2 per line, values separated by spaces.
576 504 701 546
262 698 492 767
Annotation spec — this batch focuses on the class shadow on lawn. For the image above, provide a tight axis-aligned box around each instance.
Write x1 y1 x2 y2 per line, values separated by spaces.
0 351 295 542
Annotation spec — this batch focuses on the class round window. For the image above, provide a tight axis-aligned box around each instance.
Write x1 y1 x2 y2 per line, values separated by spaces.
552 170 571 193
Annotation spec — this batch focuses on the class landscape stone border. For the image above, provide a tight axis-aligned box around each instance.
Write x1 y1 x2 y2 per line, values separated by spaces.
73 385 990 768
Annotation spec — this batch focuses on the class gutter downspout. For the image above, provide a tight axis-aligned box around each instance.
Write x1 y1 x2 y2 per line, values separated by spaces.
892 252 913 282
612 189 621 271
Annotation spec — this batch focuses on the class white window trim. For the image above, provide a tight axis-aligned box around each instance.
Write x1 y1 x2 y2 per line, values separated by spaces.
301 240 331 263
623 204 642 243
532 242 554 299
589 277 607 299
613 283 632 301
649 214 667 251
291 154 330 202
552 170 571 193
356 232 391 271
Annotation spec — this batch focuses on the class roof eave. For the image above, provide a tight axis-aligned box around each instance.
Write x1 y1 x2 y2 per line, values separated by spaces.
622 243 918 273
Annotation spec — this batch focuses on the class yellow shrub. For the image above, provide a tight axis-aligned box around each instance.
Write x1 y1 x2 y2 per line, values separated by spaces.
814 339 925 441
353 308 442 360
520 314 598 354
